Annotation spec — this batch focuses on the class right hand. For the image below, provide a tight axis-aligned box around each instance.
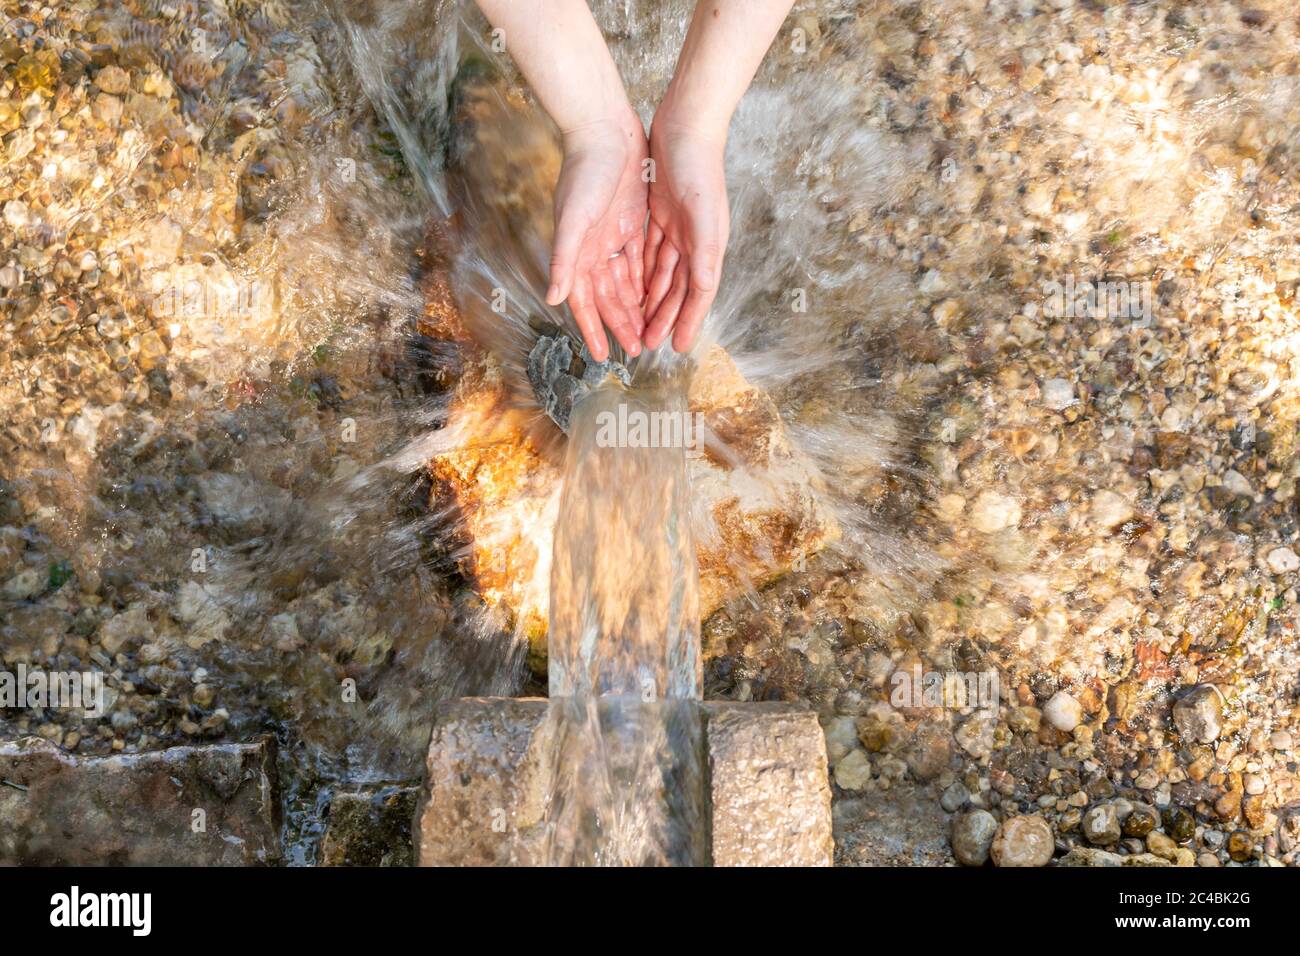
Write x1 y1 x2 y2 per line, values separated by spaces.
641 114 729 354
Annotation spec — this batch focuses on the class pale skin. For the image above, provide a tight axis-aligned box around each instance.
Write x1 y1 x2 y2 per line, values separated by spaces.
473 0 794 359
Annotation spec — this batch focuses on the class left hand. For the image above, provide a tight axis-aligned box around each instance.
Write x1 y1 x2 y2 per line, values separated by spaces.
545 111 649 361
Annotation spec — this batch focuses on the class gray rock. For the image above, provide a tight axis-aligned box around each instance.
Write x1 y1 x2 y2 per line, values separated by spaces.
951 809 998 866
1083 802 1121 845
526 333 630 432
0 736 280 865
1172 684 1224 743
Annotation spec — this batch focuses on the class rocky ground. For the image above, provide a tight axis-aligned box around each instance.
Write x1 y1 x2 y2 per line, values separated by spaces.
3 0 1300 866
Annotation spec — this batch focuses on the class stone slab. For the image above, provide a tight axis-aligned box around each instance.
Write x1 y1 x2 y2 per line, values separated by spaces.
0 735 280 865
415 698 832 866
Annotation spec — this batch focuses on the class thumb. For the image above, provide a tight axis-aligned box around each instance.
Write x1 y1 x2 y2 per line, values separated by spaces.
547 204 586 305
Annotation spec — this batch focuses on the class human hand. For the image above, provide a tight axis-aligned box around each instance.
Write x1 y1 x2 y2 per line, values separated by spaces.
641 114 729 354
545 112 649 362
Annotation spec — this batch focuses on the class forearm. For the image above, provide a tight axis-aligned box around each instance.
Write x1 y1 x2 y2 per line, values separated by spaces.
658 0 795 141
473 0 634 137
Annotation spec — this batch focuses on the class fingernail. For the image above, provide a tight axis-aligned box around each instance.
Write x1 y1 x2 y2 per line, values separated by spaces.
546 284 560 303
627 342 641 357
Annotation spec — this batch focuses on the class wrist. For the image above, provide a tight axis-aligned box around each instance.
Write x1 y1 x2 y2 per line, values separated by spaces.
654 82 732 149
560 105 644 158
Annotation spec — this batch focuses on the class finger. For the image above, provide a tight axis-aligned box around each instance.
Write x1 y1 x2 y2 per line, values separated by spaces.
547 207 587 306
592 268 642 358
644 241 679 321
624 233 646 307
672 277 717 354
643 220 664 299
644 260 689 350
608 252 642 321
568 274 608 362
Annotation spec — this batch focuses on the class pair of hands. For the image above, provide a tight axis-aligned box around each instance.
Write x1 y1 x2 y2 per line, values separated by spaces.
544 106 728 363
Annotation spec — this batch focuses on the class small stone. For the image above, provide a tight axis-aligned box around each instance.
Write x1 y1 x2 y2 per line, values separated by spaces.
1123 804 1158 837
93 65 130 95
833 748 872 791
1197 852 1220 867
3 566 43 601
990 814 1054 867
823 716 859 764
1227 830 1254 863
1082 803 1120 845
1043 691 1083 732
1270 730 1293 752
3 200 29 230
1173 685 1224 743
1146 831 1178 861
1243 773 1266 796
92 93 123 125
1162 806 1195 843
1041 377 1076 410
1215 790 1242 822
951 809 998 866
193 684 216 707
1090 489 1134 529
969 491 1021 533
1266 547 1299 575
940 781 970 812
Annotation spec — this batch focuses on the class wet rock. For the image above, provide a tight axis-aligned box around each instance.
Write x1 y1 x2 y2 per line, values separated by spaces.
1082 803 1120 845
1090 489 1134 529
0 736 280 865
1146 831 1178 861
319 786 418 866
1227 830 1254 863
1041 378 1076 411
951 809 998 866
1265 546 1299 575
991 814 1054 867
834 748 872 790
969 490 1020 533
3 565 43 601
1162 806 1195 843
1059 847 1171 867
1043 691 1083 732
1172 684 1224 743
526 333 630 432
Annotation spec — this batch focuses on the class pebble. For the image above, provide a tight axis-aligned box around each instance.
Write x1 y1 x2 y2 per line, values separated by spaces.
93 65 130 95
1266 547 1299 575
940 781 970 812
990 814 1055 867
951 809 998 866
1082 803 1120 845
1041 377 1076 410
1172 685 1223 743
1227 830 1254 863
969 491 1021 533
1042 690 1083 732
3 566 43 601
1162 806 1195 843
1122 804 1159 837
1090 489 1134 529
1146 831 1178 861
833 748 872 791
